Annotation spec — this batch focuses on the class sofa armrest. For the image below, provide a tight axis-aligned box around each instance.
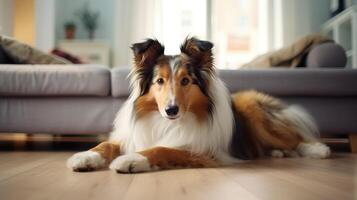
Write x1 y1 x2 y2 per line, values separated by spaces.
111 67 131 97
306 43 347 68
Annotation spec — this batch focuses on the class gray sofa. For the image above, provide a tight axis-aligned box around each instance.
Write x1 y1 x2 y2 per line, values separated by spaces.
1 43 357 138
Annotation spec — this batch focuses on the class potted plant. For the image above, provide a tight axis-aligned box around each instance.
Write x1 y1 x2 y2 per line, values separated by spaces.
76 3 100 40
64 21 76 40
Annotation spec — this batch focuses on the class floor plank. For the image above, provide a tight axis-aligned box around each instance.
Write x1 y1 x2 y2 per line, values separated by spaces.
0 152 356 200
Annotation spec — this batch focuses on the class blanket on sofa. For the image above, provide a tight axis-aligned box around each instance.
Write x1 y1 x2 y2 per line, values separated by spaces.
241 34 333 68
0 35 69 64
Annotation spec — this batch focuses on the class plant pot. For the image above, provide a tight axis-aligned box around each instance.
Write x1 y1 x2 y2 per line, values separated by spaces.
65 28 76 40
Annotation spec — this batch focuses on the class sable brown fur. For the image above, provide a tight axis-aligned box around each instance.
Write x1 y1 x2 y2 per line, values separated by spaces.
139 147 217 169
135 92 158 119
90 141 121 164
180 37 214 75
131 39 165 96
132 39 165 69
232 90 303 155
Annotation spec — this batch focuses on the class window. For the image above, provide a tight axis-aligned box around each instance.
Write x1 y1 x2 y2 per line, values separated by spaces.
160 0 263 68
211 0 260 69
161 0 208 54
114 0 270 68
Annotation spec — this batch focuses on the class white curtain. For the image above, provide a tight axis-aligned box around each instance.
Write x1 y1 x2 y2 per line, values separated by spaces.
113 0 163 67
35 0 56 52
113 0 207 67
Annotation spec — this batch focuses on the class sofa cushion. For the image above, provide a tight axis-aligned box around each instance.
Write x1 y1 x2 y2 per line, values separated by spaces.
0 35 69 64
0 64 110 96
0 46 15 64
306 43 347 68
111 68 357 97
241 34 333 68
220 68 357 96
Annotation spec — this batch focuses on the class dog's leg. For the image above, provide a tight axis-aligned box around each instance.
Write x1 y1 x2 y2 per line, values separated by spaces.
109 147 217 173
67 141 121 172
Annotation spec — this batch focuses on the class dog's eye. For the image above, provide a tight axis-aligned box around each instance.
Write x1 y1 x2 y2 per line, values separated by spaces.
157 78 164 85
181 77 190 86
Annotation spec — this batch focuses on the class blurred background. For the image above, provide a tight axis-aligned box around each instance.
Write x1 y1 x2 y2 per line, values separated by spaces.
0 0 356 68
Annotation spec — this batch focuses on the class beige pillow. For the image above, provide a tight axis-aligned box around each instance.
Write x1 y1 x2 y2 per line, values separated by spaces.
0 35 70 64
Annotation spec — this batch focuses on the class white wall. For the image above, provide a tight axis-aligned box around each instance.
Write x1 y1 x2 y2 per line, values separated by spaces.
0 0 14 36
278 0 330 47
55 0 115 43
35 0 56 52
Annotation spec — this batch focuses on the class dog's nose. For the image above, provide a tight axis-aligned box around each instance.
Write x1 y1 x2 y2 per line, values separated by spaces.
165 105 179 117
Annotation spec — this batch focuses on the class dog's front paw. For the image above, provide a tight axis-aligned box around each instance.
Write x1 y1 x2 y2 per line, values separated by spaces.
109 153 152 173
67 151 106 172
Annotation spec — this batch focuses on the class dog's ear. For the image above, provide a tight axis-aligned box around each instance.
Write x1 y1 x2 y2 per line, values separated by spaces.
131 39 165 68
180 37 214 70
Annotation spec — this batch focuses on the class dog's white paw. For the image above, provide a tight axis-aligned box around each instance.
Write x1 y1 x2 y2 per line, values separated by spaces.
67 151 106 171
109 153 151 173
271 150 284 158
297 142 331 159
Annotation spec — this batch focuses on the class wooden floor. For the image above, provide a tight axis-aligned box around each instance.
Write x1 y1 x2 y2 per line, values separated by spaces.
0 152 356 200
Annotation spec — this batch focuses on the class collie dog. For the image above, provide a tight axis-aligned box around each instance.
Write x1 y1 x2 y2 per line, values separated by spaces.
67 38 330 173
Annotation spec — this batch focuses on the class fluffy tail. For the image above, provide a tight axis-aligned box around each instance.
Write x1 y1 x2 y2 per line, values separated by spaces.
281 105 319 142
232 90 330 158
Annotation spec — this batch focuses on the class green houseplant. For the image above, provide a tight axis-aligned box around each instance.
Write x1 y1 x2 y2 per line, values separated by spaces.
76 3 100 40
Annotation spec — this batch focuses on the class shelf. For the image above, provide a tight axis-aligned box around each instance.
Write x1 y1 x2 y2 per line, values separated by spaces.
338 19 353 51
321 5 356 69
58 40 111 66
323 5 357 31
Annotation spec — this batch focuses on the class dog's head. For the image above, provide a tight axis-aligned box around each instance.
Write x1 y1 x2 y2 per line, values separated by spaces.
132 37 214 121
